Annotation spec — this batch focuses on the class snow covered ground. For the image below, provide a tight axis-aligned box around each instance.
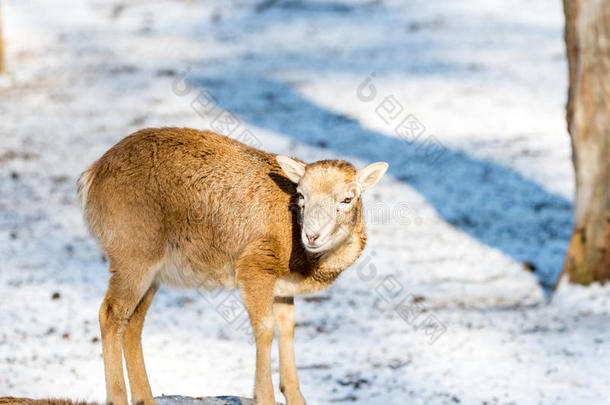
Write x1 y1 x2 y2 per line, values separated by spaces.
0 0 609 404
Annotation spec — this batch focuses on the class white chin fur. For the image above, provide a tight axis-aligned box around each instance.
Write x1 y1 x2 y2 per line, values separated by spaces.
304 244 330 254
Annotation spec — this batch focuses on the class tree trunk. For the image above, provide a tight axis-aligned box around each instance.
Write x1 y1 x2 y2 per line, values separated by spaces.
0 0 4 72
561 0 610 284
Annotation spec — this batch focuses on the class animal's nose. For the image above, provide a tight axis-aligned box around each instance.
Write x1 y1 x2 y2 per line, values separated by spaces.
306 233 320 245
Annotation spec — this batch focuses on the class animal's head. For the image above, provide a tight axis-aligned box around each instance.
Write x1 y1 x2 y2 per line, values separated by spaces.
277 156 388 254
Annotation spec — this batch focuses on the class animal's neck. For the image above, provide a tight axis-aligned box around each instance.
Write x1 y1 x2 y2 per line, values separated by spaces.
276 220 366 297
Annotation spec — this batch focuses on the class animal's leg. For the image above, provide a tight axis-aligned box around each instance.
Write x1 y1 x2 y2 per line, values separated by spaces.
236 239 281 405
99 267 157 405
123 283 159 405
274 297 306 405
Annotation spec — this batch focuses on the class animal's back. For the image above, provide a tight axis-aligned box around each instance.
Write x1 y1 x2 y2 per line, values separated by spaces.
78 127 295 288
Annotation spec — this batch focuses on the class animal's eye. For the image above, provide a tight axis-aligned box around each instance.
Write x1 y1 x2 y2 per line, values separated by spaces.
342 197 352 204
296 192 304 200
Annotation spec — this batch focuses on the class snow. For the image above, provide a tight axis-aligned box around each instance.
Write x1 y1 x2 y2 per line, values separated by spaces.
156 395 257 405
0 0 608 404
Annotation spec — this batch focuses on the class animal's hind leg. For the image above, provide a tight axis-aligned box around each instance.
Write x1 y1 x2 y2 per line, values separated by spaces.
100 266 157 405
123 283 159 405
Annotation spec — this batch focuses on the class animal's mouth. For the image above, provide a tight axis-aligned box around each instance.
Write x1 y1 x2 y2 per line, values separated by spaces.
302 234 331 253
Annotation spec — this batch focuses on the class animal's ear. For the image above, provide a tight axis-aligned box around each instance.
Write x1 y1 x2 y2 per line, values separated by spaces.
357 162 389 191
276 155 306 184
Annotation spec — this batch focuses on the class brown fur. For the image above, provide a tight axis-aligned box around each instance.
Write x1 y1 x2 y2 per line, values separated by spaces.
78 128 386 405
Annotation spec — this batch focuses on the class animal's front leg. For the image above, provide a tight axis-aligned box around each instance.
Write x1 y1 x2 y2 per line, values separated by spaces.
240 281 276 405
236 239 281 405
274 296 306 405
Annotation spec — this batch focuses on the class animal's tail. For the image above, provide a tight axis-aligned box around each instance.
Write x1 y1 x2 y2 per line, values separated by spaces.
76 166 95 213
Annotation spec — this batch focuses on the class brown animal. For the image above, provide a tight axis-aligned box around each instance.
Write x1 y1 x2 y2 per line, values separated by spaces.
78 127 388 405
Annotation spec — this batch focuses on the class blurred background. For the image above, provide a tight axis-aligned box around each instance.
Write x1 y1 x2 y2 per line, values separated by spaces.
0 0 608 404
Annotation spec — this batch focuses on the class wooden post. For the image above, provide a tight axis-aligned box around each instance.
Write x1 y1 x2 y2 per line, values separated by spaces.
560 0 610 285
0 0 4 72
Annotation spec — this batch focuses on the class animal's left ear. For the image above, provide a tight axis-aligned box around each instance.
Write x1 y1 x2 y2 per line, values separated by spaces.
357 162 389 191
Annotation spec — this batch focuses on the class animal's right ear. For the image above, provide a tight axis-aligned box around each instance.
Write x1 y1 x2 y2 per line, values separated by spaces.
276 155 306 184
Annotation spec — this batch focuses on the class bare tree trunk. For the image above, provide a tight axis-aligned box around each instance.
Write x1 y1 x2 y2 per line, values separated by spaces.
0 0 4 72
561 0 610 284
